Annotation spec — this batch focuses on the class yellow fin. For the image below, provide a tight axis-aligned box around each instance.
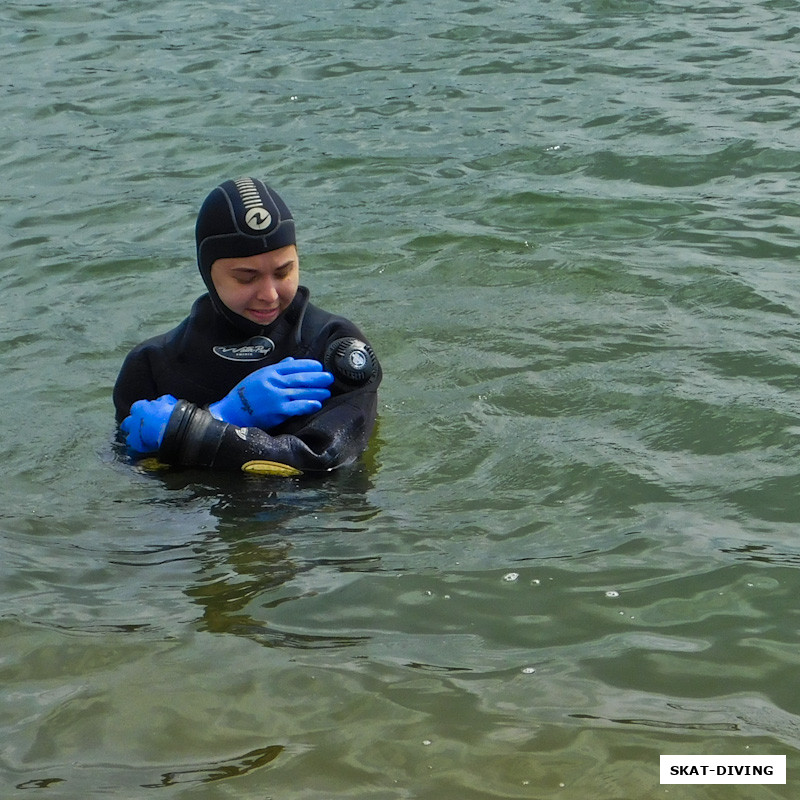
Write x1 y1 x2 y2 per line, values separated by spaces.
241 460 303 477
135 457 170 472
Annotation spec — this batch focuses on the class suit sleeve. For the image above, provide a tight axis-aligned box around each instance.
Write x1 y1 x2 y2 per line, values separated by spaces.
157 384 379 473
113 347 160 423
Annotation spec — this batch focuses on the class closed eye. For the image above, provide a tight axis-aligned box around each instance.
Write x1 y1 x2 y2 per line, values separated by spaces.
231 270 259 284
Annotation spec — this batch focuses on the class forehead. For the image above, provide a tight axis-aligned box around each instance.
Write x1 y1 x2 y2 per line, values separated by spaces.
212 245 299 273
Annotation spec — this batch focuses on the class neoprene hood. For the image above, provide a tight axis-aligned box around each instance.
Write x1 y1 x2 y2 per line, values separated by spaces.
195 178 296 312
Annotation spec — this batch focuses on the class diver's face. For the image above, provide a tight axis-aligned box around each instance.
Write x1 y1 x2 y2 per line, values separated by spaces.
210 245 299 326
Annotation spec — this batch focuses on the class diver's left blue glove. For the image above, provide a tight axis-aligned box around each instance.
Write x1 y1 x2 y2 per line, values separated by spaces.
120 394 179 453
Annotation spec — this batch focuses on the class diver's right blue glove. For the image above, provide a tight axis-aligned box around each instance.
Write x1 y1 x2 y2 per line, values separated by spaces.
209 358 334 430
120 394 179 453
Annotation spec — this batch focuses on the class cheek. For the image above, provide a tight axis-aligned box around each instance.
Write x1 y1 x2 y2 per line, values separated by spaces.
217 281 251 310
279 277 299 305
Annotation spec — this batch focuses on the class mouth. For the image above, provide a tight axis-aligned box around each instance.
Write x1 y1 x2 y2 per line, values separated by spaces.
247 306 280 323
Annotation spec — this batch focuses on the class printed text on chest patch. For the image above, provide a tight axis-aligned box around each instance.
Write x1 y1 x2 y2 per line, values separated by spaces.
213 336 275 362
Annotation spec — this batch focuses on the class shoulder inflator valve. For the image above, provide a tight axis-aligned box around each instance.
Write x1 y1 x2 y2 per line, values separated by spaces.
323 337 379 390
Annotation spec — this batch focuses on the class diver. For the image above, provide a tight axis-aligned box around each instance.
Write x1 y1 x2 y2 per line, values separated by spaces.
114 177 381 475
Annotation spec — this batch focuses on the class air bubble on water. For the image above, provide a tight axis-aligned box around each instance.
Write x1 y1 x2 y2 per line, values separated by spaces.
422 739 432 746
503 572 519 582
531 579 541 585
522 667 536 674
605 590 619 598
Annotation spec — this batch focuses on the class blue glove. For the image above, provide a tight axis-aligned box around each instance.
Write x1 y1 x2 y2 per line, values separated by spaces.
120 394 179 453
209 358 334 429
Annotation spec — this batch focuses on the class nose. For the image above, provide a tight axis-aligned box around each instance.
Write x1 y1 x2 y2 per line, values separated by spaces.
255 276 279 303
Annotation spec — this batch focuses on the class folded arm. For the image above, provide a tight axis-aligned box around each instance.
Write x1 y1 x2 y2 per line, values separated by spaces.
157 390 377 473
118 342 380 473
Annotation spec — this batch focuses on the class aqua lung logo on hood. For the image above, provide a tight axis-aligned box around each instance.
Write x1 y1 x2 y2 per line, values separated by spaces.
213 336 276 362
245 207 272 230
235 178 273 231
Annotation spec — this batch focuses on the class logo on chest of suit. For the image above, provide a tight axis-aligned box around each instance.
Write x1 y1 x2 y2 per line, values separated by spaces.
213 335 276 361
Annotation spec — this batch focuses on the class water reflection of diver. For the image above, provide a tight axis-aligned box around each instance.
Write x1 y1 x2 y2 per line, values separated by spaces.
147 461 380 649
114 178 381 475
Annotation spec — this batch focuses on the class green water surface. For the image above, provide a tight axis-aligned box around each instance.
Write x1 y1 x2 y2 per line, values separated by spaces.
2 1 800 797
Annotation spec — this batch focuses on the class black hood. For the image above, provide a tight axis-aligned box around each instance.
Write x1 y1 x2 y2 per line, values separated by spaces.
195 177 296 334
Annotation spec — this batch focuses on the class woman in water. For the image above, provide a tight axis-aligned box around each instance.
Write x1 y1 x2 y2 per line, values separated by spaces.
114 177 381 474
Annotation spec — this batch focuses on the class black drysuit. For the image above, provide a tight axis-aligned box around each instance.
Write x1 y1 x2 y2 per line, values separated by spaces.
113 286 381 472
